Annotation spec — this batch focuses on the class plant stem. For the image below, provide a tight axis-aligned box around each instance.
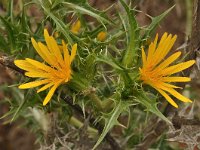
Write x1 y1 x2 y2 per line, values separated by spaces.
88 93 104 110
69 116 98 137
102 98 114 111
185 0 192 39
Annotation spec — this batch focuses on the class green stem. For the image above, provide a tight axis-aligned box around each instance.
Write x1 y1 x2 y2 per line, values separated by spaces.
102 98 114 111
69 116 98 137
88 91 116 112
185 0 192 39
88 93 104 110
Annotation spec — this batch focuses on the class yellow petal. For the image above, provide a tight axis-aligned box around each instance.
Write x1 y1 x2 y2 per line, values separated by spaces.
156 88 178 108
141 46 147 67
70 44 77 63
160 82 181 89
19 79 50 89
44 29 55 55
162 35 177 59
71 20 81 34
25 71 50 78
25 58 53 72
153 34 158 45
31 38 49 62
147 42 156 63
159 32 168 45
49 36 63 65
37 82 54 93
153 34 173 66
158 34 176 61
62 40 70 67
152 80 181 89
37 42 57 66
162 77 191 82
145 34 158 63
161 60 195 76
43 82 61 106
44 29 63 67
156 51 181 70
153 33 168 56
14 60 35 71
160 86 192 103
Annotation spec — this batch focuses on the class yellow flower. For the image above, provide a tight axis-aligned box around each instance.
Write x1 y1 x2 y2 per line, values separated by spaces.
97 31 107 41
14 29 77 106
70 20 81 34
139 33 195 108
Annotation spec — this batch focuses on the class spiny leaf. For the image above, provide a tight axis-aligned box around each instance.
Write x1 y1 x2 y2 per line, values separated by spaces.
62 2 113 25
70 72 89 91
135 91 172 124
0 16 15 52
8 0 14 23
0 33 8 52
85 54 96 79
92 100 131 150
35 0 73 44
120 0 139 67
21 7 28 33
96 54 123 71
10 87 28 122
143 5 175 39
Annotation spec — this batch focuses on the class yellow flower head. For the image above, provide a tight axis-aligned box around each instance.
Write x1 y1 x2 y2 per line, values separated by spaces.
139 33 195 108
70 20 81 34
97 31 107 42
14 29 77 106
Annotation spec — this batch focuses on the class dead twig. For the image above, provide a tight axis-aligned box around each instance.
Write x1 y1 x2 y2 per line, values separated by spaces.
0 56 25 74
172 115 200 129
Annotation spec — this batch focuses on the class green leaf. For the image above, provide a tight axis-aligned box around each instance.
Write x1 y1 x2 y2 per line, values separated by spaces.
70 72 89 91
51 0 65 9
96 54 133 87
0 16 15 52
143 5 175 39
92 100 130 150
135 90 172 124
85 54 96 79
120 0 139 67
10 87 28 122
0 33 8 52
66 0 86 4
11 97 26 122
0 87 24 121
62 2 113 25
8 0 14 23
35 0 73 44
96 54 123 71
21 7 28 33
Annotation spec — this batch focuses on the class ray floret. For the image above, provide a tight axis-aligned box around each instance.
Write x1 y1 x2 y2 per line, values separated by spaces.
139 33 195 108
15 29 77 106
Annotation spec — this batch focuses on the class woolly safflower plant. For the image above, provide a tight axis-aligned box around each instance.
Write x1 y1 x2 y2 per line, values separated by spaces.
139 33 195 108
14 29 77 106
